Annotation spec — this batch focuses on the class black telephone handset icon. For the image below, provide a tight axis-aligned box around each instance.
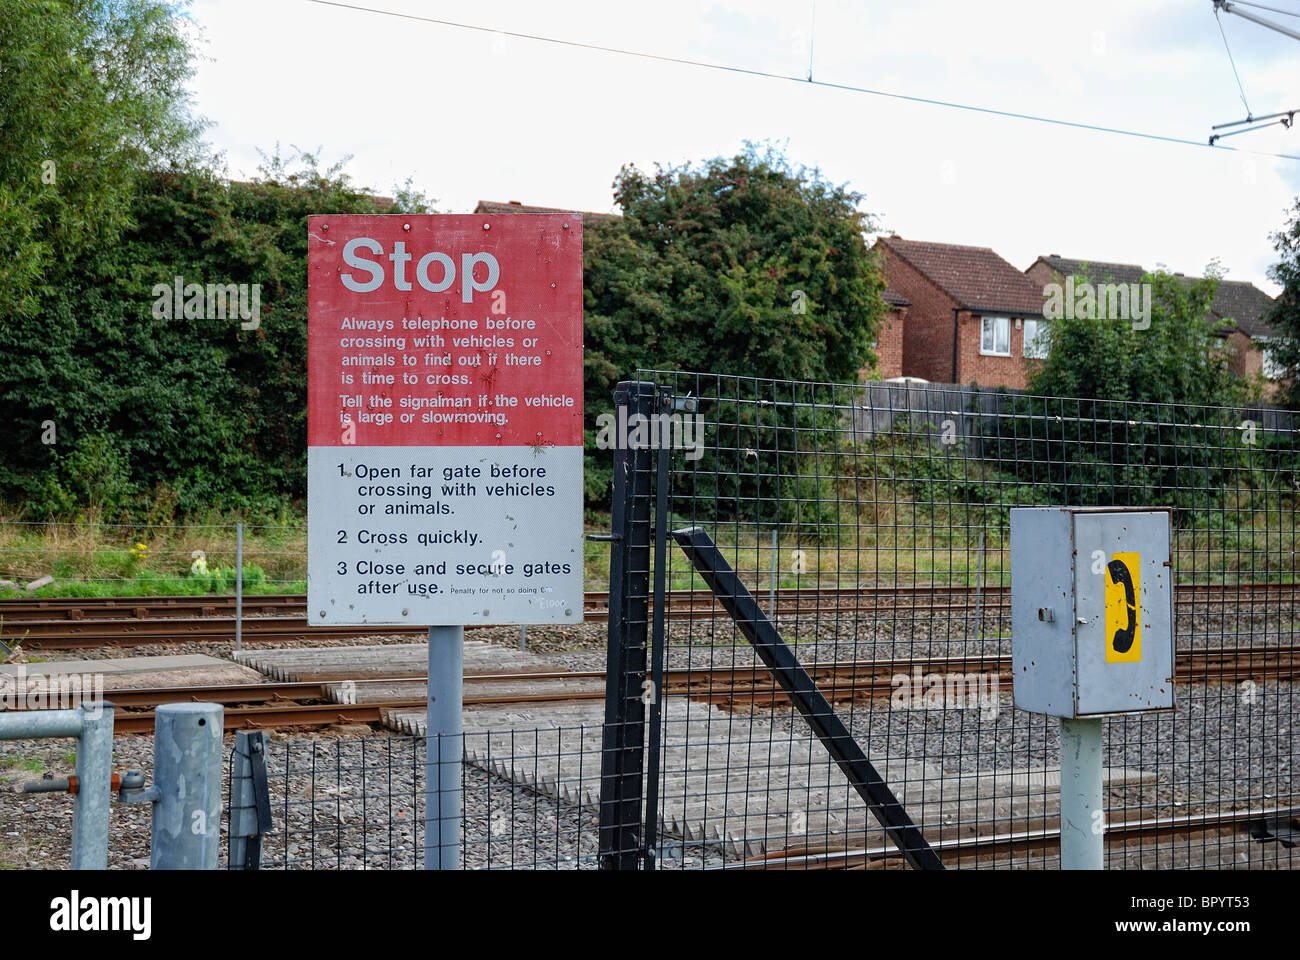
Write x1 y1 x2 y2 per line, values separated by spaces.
1106 559 1137 654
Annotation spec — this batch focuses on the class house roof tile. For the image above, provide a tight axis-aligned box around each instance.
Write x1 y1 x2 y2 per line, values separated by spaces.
1031 254 1278 339
1032 256 1147 287
880 237 1044 316
1210 280 1278 339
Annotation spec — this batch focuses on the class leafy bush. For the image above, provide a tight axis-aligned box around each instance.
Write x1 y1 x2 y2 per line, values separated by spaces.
584 144 888 507
0 151 402 521
979 270 1276 518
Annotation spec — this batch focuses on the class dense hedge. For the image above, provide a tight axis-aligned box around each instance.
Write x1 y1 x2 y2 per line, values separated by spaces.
0 159 422 520
2 145 887 521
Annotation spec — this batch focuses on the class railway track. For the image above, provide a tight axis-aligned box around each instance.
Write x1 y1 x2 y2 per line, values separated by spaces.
3 582 1298 649
738 804 1299 869
18 645 1293 734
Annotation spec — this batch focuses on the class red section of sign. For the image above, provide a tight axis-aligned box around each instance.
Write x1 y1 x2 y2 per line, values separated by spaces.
308 215 582 447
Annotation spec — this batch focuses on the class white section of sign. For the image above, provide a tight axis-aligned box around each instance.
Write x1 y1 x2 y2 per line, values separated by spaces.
308 445 584 624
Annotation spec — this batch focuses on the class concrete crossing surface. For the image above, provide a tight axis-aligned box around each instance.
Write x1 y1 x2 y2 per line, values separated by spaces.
386 698 1153 859
0 654 261 692
232 640 548 680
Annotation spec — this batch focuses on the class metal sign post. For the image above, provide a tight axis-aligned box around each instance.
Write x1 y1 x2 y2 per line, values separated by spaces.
1010 507 1175 870
426 625 463 870
1058 717 1103 869
306 214 584 871
235 521 243 651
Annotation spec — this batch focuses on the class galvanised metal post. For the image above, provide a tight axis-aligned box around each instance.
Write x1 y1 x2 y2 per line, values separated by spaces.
1059 717 1104 869
72 700 115 870
0 703 115 869
151 702 224 869
425 624 463 870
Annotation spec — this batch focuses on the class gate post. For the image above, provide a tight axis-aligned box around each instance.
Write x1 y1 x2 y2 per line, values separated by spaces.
229 730 273 869
151 702 225 869
598 380 657 869
72 701 115 870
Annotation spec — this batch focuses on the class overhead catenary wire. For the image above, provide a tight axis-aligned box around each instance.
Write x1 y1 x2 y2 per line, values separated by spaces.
1215 2 1253 114
306 0 1300 162
1209 0 1300 142
1211 115 1294 143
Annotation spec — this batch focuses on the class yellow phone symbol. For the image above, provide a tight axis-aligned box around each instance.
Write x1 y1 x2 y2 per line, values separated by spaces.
1104 552 1140 663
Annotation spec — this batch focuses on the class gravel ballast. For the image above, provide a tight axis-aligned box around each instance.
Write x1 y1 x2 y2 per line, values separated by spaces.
1 609 1293 870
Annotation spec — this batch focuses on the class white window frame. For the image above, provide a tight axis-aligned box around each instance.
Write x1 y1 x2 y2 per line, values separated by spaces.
1022 318 1049 359
980 316 1011 356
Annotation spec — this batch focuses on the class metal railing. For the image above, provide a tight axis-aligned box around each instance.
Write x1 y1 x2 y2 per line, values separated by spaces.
1 702 225 869
0 703 115 868
211 372 1298 870
223 729 608 870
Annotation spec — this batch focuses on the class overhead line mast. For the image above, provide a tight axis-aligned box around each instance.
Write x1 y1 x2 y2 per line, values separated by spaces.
1209 1 1300 143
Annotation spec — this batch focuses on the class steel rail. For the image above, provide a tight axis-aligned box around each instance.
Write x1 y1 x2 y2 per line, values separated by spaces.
9 647 1290 733
3 580 1296 620
729 804 1298 869
6 583 1299 649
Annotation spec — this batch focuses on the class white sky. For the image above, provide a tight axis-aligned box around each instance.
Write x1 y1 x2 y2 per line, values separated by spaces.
186 0 1300 294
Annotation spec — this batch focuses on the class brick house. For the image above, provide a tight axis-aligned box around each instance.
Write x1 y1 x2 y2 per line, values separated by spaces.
875 288 910 378
1212 280 1281 384
1026 255 1282 393
871 236 1047 388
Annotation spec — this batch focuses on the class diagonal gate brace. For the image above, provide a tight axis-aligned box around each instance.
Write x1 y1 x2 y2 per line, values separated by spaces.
671 526 944 870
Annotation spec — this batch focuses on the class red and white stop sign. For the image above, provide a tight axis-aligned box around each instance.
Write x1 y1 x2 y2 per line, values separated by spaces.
306 214 583 625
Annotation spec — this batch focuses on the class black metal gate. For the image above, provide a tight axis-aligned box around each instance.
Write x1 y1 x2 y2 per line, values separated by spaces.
596 379 943 870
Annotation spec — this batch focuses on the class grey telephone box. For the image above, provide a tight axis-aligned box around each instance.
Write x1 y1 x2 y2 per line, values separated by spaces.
1010 507 1175 718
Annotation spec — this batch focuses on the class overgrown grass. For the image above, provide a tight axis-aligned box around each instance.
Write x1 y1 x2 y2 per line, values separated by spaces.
0 518 307 597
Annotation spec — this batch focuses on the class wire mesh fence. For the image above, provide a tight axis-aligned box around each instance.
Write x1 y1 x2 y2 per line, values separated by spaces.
14 369 1295 871
224 730 613 870
613 369 1299 869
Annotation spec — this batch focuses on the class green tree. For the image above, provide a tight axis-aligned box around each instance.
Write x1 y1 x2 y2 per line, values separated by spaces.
583 143 887 502
987 269 1259 514
1029 269 1244 407
0 0 203 318
1266 197 1300 407
0 151 403 518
